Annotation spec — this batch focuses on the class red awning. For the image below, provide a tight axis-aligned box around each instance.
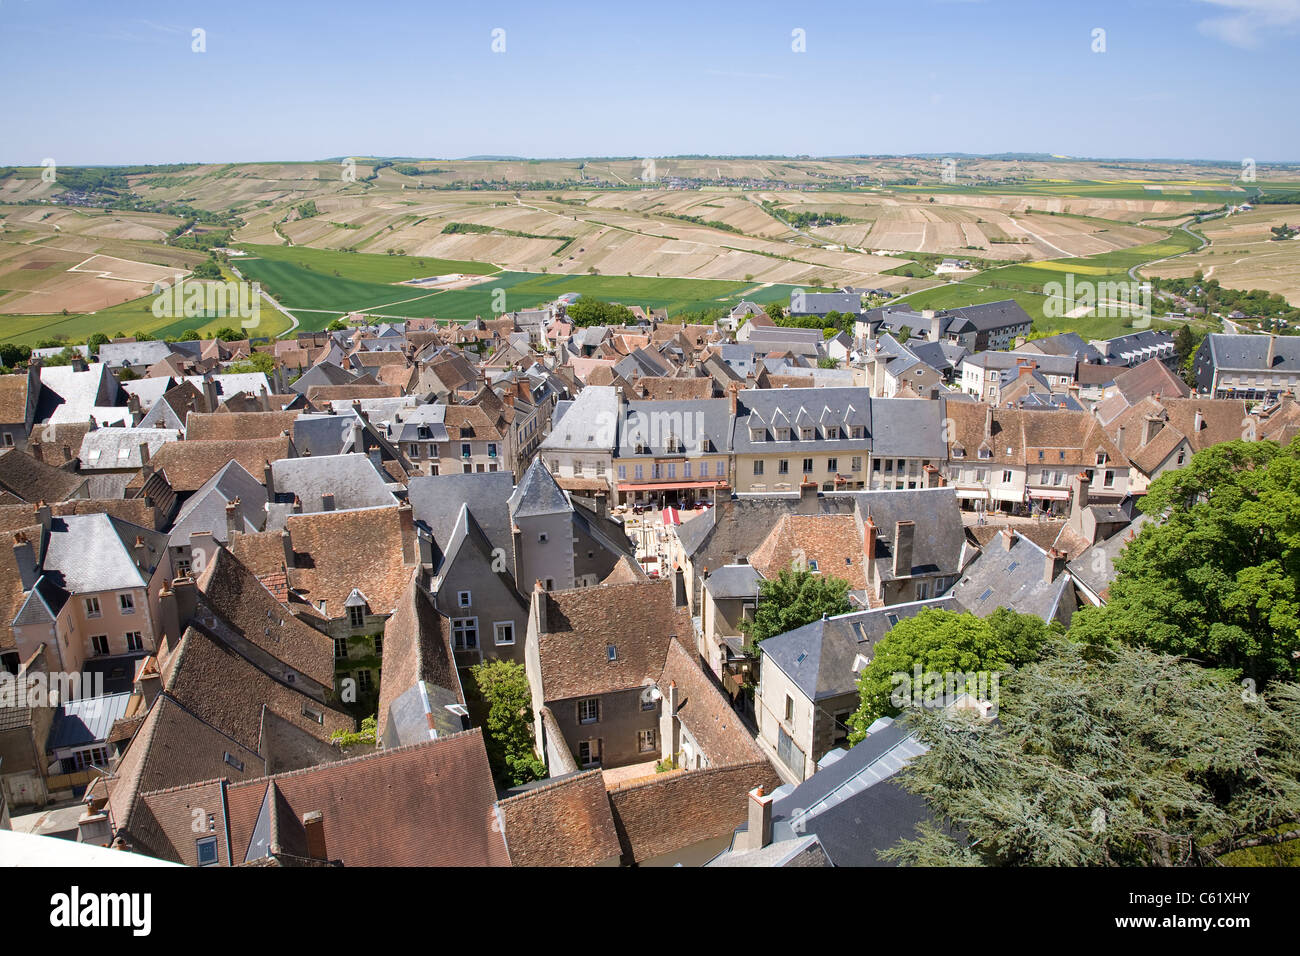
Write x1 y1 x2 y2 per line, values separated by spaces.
616 480 723 492
662 507 681 525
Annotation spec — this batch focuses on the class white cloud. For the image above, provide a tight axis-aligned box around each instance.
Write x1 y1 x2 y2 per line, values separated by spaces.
1195 0 1300 48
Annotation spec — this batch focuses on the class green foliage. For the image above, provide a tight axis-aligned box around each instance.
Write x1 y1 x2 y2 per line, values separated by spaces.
179 329 201 341
848 607 1057 739
86 332 110 354
1069 438 1300 683
467 659 546 787
325 318 349 331
296 200 319 219
740 567 852 648
191 259 223 280
223 353 275 375
330 715 377 748
212 326 244 341
0 343 31 368
565 295 635 327
881 640 1300 867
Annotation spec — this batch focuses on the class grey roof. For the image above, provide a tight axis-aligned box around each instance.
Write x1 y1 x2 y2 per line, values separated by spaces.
762 597 961 701
909 339 969 374
851 487 969 581
47 691 133 751
36 364 127 426
706 833 831 868
409 471 518 569
382 680 468 748
940 299 1034 334
78 427 181 471
292 413 353 457
703 563 763 600
168 460 268 547
96 341 175 369
268 453 397 517
731 718 948 867
508 459 573 519
1092 330 1175 365
951 533 1072 623
1201 332 1300 373
961 350 1077 376
539 385 618 452
1023 331 1103 364
42 513 168 594
13 575 68 626
733 387 870 453
384 403 449 444
1067 513 1151 602
868 398 947 459
290 361 359 395
617 399 732 456
791 292 860 316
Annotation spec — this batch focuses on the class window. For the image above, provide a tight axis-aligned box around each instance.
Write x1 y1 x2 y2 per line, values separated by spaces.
873 459 881 472
494 621 515 646
683 461 691 478
606 645 617 661
578 739 601 767
125 632 143 652
175 557 191 577
716 461 726 477
1104 469 1116 488
458 590 472 608
634 464 644 479
753 460 764 476
827 458 838 472
916 580 932 600
642 693 657 711
638 729 657 753
463 463 472 474
73 747 109 770
357 670 373 692
85 597 101 618
487 443 498 459
1095 452 1107 466
778 459 789 475
1002 470 1013 484
373 634 383 657
348 605 365 628
461 443 472 458
852 457 862 472
784 695 794 723
223 751 244 772
91 635 109 656
617 465 627 479
578 698 600 724
196 836 219 867
666 463 676 479
802 458 813 474
452 618 478 649
538 532 548 543
119 593 135 614
544 579 554 591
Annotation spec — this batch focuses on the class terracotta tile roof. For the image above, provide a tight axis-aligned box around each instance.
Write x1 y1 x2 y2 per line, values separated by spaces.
195 545 337 688
220 729 509 867
630 376 713 401
0 523 43 652
185 410 300 442
1112 358 1191 403
945 402 1125 468
0 374 30 423
136 436 291 493
375 574 460 744
606 762 779 865
537 579 676 701
659 637 767 767
374 364 416 390
0 448 86 502
497 770 621 866
749 513 867 589
305 384 403 406
49 498 165 531
443 403 508 441
284 506 416 617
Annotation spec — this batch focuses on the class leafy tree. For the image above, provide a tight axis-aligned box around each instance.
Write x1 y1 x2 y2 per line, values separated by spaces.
325 318 349 331
0 343 31 368
740 567 851 648
565 295 635 328
848 607 1057 739
191 259 222 280
881 640 1300 867
213 326 244 341
86 332 110 355
179 329 201 341
767 302 785 321
467 659 547 787
817 356 839 368
116 367 140 381
224 353 275 375
1069 438 1300 683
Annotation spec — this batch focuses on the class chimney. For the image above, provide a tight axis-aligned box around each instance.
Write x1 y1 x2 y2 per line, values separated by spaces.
34 501 51 535
1000 527 1016 552
62 443 72 462
127 391 142 424
321 492 335 512
302 811 328 861
738 786 775 851
925 309 940 343
260 385 272 413
1044 548 1067 584
138 441 151 467
12 532 38 591
983 404 993 439
71 355 88 373
1072 471 1091 514
134 655 162 710
263 459 275 495
1193 408 1203 433
202 377 218 412
1017 361 1036 378
398 501 416 564
352 421 365 454
368 444 382 470
1268 333 1277 369
281 529 295 569
224 497 241 539
863 515 878 587
29 442 42 463
417 525 434 567
728 382 740 418
659 679 681 763
892 520 915 578
171 575 198 629
797 478 818 514
593 490 607 518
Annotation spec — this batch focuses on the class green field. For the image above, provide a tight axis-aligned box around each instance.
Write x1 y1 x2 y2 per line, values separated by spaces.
892 179 1254 204
228 246 817 330
892 226 1206 339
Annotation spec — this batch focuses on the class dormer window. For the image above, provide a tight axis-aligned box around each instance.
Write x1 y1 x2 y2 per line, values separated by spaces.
750 427 765 442
801 427 814 441
349 606 365 628
1095 451 1107 466
978 447 991 460
852 426 864 439
826 426 839 440
778 428 790 441
952 444 965 458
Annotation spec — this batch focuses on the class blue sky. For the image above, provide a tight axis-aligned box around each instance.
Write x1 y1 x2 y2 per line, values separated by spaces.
2 0 1298 164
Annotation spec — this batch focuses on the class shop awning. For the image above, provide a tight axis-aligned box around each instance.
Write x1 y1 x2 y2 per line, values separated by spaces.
617 480 723 492
954 486 989 499
1028 488 1070 501
662 507 681 526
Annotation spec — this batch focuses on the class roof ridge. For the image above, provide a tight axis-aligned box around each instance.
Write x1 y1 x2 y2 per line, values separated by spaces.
496 769 604 805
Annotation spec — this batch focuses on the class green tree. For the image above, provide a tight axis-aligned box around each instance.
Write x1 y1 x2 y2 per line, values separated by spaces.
767 302 785 321
565 295 635 328
740 567 851 648
467 659 547 787
848 607 1056 739
213 326 244 341
325 318 349 331
86 332 110 355
1069 437 1300 683
179 329 201 341
0 343 31 368
224 353 275 375
880 640 1300 867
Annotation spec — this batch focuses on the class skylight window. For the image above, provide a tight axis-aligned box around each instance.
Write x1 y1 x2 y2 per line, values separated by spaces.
978 587 994 602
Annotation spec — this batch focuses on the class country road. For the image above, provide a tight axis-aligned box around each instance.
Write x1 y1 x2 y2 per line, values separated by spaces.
230 264 298 338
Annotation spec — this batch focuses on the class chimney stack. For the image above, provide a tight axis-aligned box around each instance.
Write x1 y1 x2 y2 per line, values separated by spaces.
893 520 915 578
12 532 38 591
138 441 151 467
593 490 607 518
302 811 328 861
797 478 818 514
728 382 740 418
1193 408 1204 433
281 529 295 569
398 501 415 564
1000 527 1016 552
321 492 335 512
737 786 775 851
263 459 274 495
224 498 241 539
925 310 941 343
532 580 548 637
983 404 994 439
1044 548 1067 584
1072 471 1091 515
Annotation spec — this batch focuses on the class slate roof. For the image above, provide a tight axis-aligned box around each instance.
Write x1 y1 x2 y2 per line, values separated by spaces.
78 427 181 471
376 572 464 747
508 458 573 519
762 597 960 702
951 531 1073 623
42 513 167 594
409 471 518 572
47 691 134 751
